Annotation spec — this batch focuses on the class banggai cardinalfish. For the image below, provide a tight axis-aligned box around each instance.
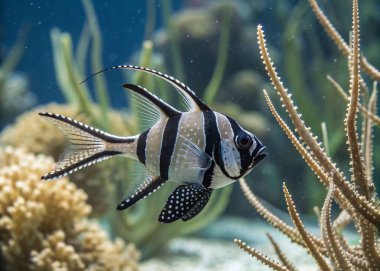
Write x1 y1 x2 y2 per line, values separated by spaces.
40 65 267 223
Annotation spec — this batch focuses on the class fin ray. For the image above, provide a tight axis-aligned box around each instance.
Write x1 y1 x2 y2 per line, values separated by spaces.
178 136 212 170
124 83 180 117
39 112 132 180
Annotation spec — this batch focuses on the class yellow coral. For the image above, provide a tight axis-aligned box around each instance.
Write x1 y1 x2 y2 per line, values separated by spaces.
0 146 139 271
0 103 132 216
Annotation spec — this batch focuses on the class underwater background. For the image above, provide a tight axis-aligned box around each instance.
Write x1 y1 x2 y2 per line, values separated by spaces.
1 0 380 270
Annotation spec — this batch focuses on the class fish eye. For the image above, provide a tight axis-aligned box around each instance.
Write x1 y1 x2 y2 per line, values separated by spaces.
235 134 253 150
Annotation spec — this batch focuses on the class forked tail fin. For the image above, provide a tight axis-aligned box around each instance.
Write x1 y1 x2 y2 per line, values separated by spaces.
39 112 135 180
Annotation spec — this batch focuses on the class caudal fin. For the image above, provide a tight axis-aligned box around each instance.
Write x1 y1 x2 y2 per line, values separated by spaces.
39 112 134 180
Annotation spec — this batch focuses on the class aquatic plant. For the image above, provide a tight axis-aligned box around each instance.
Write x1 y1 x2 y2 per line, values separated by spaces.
0 32 35 125
0 146 139 271
235 0 380 270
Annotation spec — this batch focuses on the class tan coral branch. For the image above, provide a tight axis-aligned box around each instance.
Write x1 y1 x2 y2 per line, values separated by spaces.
239 178 324 252
257 24 380 226
326 75 380 126
266 233 298 271
308 0 380 81
283 183 332 271
364 87 377 190
234 239 290 271
263 89 362 229
345 0 369 198
321 181 354 270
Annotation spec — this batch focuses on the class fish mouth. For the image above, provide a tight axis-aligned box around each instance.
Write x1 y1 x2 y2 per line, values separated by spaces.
249 147 267 169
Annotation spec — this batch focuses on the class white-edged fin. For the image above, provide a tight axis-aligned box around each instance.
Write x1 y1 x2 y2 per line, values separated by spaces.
117 176 166 210
130 91 163 130
158 183 212 223
81 65 211 112
124 83 181 129
39 112 130 180
178 136 212 170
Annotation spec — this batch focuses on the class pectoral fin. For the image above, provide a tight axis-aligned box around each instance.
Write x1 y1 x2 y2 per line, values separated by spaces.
158 183 212 223
117 177 166 210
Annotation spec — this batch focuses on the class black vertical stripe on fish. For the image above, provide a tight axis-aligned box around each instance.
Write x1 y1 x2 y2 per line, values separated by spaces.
224 115 242 136
225 115 252 171
41 151 122 180
202 161 215 188
137 129 150 164
214 140 236 179
159 114 181 180
203 111 219 155
202 111 220 187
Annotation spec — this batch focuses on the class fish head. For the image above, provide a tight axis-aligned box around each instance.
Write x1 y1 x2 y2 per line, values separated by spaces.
214 116 266 180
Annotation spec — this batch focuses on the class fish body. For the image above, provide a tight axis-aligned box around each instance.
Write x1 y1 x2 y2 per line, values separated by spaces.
40 65 266 223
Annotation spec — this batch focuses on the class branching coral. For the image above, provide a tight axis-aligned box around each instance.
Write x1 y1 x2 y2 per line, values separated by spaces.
235 0 380 270
0 146 139 271
0 103 130 217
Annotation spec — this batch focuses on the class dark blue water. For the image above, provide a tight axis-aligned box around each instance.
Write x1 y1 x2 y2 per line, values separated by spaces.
1 0 182 107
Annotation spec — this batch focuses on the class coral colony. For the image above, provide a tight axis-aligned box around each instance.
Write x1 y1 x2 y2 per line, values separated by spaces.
235 0 380 270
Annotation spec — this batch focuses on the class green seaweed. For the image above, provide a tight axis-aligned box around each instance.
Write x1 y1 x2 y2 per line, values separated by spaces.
82 0 110 126
50 29 98 124
161 0 185 81
203 7 232 105
144 0 156 41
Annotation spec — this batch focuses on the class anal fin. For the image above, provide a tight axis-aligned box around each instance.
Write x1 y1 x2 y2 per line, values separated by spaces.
158 183 212 223
117 176 166 210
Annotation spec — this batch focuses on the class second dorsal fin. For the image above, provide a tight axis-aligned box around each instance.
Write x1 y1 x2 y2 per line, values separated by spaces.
123 83 181 118
82 65 212 112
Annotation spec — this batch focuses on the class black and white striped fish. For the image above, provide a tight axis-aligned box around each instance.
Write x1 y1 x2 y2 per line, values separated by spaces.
39 65 266 223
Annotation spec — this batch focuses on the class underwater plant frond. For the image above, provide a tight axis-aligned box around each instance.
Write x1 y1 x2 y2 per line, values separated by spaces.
239 179 325 251
263 91 360 226
266 233 298 271
283 183 333 271
359 218 380 269
234 239 290 271
263 90 328 186
345 0 370 199
361 56 380 82
258 24 380 227
363 87 377 190
308 0 348 54
308 0 380 82
332 210 352 231
257 25 339 181
321 181 354 270
326 75 380 126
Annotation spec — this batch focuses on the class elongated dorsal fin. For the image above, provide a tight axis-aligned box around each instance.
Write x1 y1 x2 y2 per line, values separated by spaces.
123 83 181 118
81 65 211 112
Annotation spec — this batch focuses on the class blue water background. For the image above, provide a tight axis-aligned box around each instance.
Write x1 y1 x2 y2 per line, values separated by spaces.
1 0 182 108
